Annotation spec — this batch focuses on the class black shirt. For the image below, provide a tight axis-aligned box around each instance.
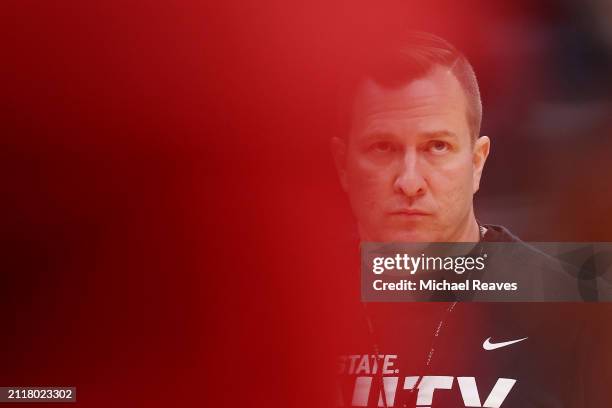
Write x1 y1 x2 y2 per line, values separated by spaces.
335 225 612 407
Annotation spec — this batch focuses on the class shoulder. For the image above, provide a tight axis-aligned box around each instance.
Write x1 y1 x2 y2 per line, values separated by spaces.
482 224 562 270
482 224 521 242
479 224 583 301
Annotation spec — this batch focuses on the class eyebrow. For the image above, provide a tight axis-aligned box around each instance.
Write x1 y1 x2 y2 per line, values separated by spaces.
417 130 458 140
360 129 458 140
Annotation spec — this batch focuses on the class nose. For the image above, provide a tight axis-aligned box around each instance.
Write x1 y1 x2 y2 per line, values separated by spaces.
393 150 427 198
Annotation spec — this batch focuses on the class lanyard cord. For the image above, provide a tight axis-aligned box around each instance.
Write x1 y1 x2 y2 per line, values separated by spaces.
362 300 457 408
361 224 487 408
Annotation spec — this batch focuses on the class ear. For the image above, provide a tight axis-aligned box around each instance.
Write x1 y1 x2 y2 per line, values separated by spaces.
330 137 349 192
472 135 490 193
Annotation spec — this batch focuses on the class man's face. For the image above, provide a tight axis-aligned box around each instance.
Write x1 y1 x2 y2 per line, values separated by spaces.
332 66 490 242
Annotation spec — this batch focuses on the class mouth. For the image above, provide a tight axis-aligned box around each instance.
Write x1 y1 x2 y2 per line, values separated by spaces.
388 209 431 217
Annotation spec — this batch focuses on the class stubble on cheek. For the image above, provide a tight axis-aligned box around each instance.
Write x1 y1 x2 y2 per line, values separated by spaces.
346 160 395 240
432 164 475 239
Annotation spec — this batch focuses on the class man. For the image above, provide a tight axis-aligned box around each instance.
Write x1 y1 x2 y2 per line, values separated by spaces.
330 32 611 407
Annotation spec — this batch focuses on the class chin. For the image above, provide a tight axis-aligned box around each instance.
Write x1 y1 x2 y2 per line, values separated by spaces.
377 230 437 243
393 235 435 243
359 221 440 242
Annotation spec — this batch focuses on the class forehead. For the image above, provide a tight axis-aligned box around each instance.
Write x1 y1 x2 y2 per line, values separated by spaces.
351 66 470 139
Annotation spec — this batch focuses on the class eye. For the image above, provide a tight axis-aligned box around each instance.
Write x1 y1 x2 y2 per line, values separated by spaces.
370 141 395 153
427 140 450 154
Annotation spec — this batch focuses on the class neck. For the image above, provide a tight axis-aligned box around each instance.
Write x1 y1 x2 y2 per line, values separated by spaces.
453 210 481 243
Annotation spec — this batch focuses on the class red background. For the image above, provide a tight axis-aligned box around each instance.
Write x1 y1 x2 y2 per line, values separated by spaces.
2 1 612 406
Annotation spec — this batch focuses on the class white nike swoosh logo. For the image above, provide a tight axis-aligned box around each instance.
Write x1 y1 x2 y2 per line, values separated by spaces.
483 337 528 350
